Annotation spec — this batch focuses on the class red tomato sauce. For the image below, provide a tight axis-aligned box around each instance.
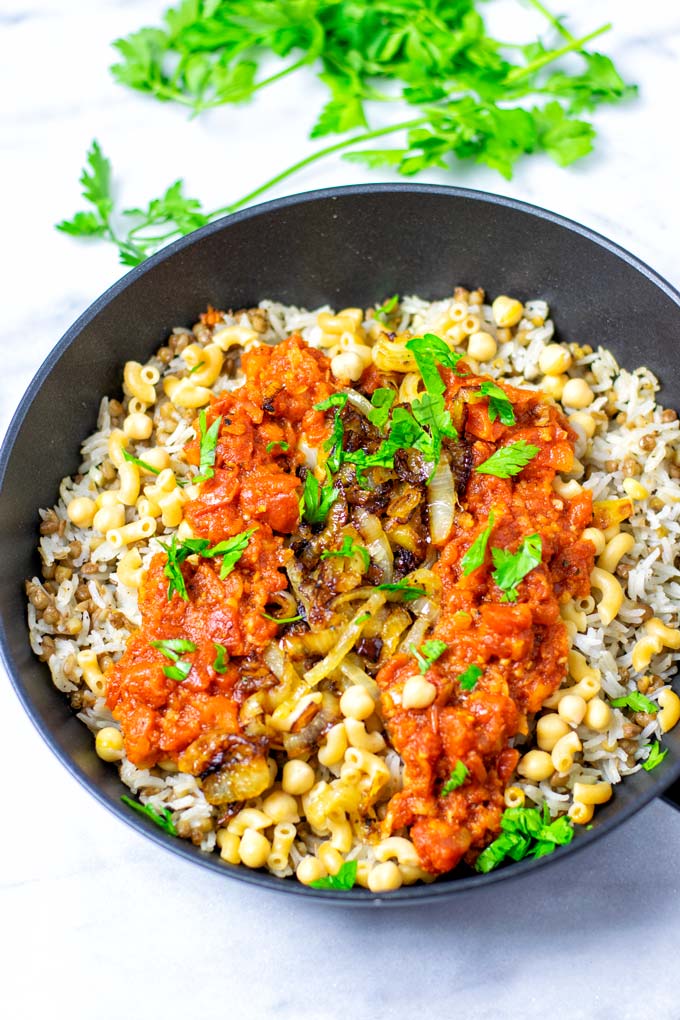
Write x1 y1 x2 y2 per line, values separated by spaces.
105 336 335 768
377 376 595 874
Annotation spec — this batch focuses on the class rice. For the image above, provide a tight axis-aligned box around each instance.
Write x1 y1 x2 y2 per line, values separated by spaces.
25 290 680 885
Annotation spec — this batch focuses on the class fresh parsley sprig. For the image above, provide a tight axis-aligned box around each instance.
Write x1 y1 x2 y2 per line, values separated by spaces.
160 527 256 599
458 664 483 691
300 472 339 526
641 740 668 771
479 380 516 426
194 408 222 483
475 805 574 873
461 511 496 576
309 858 358 890
410 639 448 674
374 294 399 323
121 795 178 836
376 581 426 602
320 535 370 572
441 761 469 795
367 388 396 429
491 534 542 602
476 441 540 478
610 691 658 714
212 642 228 673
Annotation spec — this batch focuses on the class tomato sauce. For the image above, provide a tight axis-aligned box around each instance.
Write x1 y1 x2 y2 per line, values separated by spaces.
105 336 335 768
377 376 595 874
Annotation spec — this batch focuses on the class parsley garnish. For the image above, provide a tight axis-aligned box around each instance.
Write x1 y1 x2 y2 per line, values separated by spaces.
314 393 349 412
212 642 228 673
367 388 396 429
194 409 222 483
374 294 399 322
476 441 540 478
479 380 516 426
406 334 465 396
159 534 191 601
641 740 668 771
159 528 255 599
122 448 161 475
610 691 658 714
208 528 257 580
324 410 345 474
121 795 178 836
300 472 339 526
151 638 196 660
458 664 483 691
163 659 192 682
441 761 469 795
376 581 426 602
266 440 290 454
491 534 542 602
261 612 303 624
188 360 206 374
309 859 358 891
461 512 495 576
320 535 370 572
410 639 448 674
475 806 574 873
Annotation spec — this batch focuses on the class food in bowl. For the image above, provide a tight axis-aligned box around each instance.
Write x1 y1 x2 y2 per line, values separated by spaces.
26 289 680 891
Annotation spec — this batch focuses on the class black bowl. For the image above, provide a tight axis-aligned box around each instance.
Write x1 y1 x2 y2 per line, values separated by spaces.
2 184 679 904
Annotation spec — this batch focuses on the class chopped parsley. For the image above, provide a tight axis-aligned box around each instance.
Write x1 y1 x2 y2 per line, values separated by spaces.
194 408 222 483
320 534 370 572
261 611 303 624
441 760 469 795
300 472 339 526
324 409 345 474
479 380 516 426
458 664 483 691
163 659 192 682
406 333 465 394
266 440 289 454
188 360 206 375
491 534 542 602
461 511 495 576
150 638 196 660
475 805 574 873
160 527 256 599
367 387 396 428
374 294 399 322
309 859 358 891
376 581 427 602
122 448 161 475
314 393 349 412
410 639 448 674
476 440 540 478
121 795 178 836
212 642 228 673
207 528 257 580
641 740 668 771
610 691 658 714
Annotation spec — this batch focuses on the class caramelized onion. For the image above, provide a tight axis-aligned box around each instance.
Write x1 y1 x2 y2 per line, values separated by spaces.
355 509 393 582
428 455 455 546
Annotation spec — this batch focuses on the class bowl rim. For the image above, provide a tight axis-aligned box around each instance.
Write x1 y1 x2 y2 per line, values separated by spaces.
2 181 680 904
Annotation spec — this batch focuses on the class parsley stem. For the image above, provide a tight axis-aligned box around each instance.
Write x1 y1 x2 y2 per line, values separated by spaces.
212 118 429 216
506 23 611 83
525 0 575 42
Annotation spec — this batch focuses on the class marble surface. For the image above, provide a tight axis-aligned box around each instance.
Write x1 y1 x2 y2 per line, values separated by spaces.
2 1 680 1017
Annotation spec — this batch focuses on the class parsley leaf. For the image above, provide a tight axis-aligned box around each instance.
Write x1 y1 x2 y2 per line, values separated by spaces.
261 612 303 624
374 294 399 322
314 393 349 412
159 534 192 601
458 664 483 691
610 691 659 714
121 795 178 836
212 642 228 673
309 859 358 891
320 535 370 572
194 409 222 483
159 528 255 598
641 740 668 771
151 638 196 661
479 380 515 425
122 448 161 475
266 440 289 453
207 527 257 580
476 441 540 478
163 659 192 682
376 581 426 602
300 472 339 526
461 511 495 576
410 639 448 674
324 410 345 474
406 333 464 396
475 806 574 873
441 760 469 795
367 388 396 429
491 534 542 602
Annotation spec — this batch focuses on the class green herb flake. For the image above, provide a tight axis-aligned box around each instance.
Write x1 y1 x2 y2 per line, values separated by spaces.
159 534 191 602
376 581 427 602
194 409 222 483
320 534 370 572
212 642 228 673
475 806 574 873
266 440 290 454
610 691 659 714
355 612 371 624
374 294 399 322
410 639 448 674
367 387 396 429
163 659 192 682
309 859 358 891
461 511 496 576
121 795 178 836
314 393 349 412
476 440 540 478
188 361 206 375
641 740 668 772
458 664 483 691
300 472 339 526
479 380 516 426
208 527 256 580
261 612 303 624
122 448 161 475
491 534 542 602
441 760 469 795
324 410 345 474
406 333 464 397
150 637 196 661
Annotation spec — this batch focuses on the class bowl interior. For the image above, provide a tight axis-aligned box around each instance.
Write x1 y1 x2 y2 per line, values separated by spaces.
2 185 680 902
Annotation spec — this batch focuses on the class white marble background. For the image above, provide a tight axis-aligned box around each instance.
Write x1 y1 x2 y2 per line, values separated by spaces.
1 1 679 1017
